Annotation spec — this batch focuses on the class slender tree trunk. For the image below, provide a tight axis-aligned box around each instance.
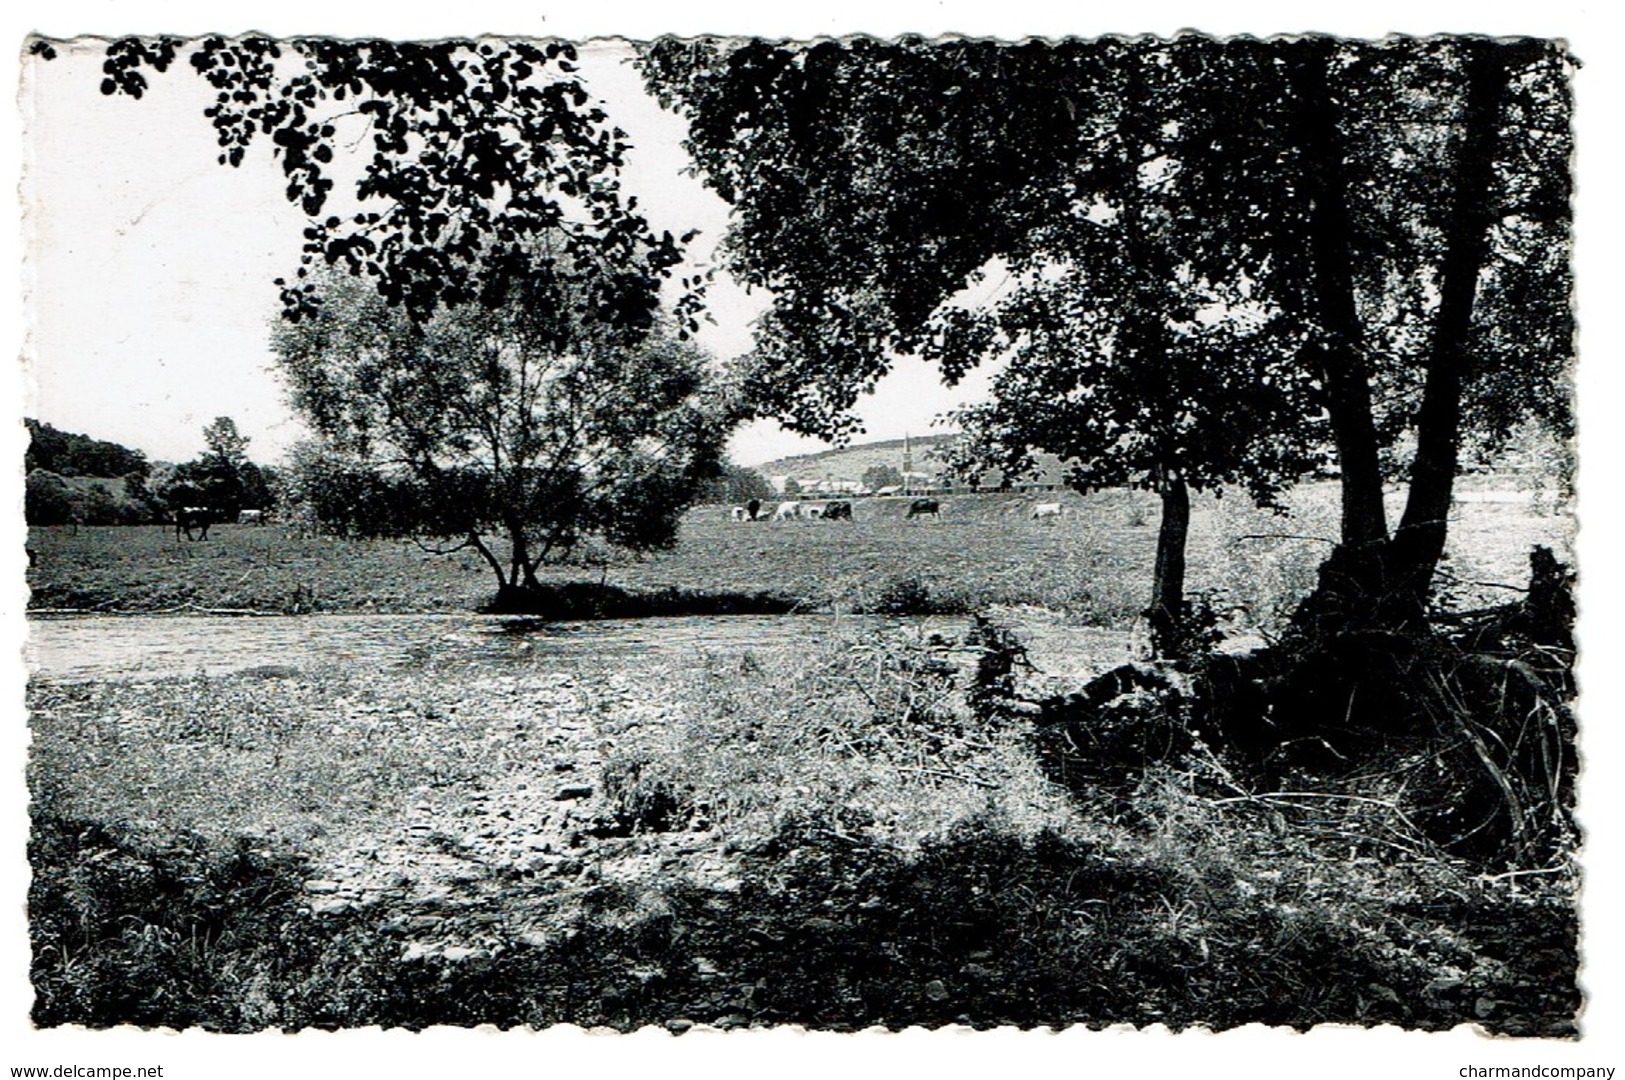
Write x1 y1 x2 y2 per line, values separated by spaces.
1147 468 1191 659
1285 39 1389 554
508 524 532 591
1384 42 1514 618
1116 49 1196 660
469 532 509 593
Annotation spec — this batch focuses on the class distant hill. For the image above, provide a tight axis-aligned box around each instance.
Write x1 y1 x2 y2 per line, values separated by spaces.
756 433 1070 492
757 433 960 487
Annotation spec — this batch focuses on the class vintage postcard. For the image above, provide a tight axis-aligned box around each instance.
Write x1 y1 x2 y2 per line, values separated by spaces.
10 3 1617 1078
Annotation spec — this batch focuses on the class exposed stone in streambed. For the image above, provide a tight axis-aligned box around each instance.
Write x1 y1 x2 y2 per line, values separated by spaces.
305 670 738 957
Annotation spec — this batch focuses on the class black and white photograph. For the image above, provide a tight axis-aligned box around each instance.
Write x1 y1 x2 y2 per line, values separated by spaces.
8 3 1621 1077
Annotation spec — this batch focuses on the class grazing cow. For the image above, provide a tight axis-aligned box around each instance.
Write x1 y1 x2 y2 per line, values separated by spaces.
775 501 803 520
731 506 749 522
804 502 827 519
823 501 853 521
1032 502 1063 521
906 498 940 520
175 506 213 541
237 509 266 526
746 498 763 521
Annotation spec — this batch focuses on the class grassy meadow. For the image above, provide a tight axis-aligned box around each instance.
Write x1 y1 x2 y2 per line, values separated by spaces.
26 479 1570 629
25 476 1580 1032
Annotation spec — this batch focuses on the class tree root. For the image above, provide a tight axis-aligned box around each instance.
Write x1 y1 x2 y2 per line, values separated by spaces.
1018 546 1577 869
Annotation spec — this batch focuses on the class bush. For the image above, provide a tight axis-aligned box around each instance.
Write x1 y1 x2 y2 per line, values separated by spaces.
29 806 310 1029
852 573 977 616
25 470 76 525
875 574 932 614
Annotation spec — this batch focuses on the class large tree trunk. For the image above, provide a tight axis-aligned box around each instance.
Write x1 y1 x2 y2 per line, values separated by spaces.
507 522 543 592
1147 469 1191 659
1284 39 1389 557
1384 42 1515 618
1284 40 1516 634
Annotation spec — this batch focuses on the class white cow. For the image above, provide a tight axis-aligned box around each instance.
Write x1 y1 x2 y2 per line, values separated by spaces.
803 502 827 519
731 506 749 522
775 501 803 520
1032 502 1063 521
237 509 266 526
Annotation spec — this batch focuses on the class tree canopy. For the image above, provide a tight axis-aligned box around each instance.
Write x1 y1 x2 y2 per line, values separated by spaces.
51 35 707 336
142 416 275 517
699 461 775 505
642 34 1574 627
25 418 150 479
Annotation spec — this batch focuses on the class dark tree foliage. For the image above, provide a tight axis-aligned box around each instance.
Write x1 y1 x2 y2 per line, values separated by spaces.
642 34 1574 631
63 35 707 335
862 463 904 492
146 417 274 518
24 419 149 479
699 462 775 505
24 471 151 527
184 416 272 515
926 40 1328 655
24 470 77 526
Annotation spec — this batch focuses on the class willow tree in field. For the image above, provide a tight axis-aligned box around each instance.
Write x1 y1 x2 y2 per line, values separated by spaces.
642 34 1574 636
275 273 727 607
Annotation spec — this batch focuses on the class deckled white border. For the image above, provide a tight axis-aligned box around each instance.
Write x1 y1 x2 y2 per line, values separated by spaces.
6 2 1620 1078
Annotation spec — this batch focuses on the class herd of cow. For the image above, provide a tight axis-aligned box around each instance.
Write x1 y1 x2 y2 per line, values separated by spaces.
729 497 946 523
731 497 1068 523
724 497 1070 523
168 497 1065 541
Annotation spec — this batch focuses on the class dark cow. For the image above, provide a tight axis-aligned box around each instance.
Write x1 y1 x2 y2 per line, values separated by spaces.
823 501 853 521
175 506 214 541
906 498 940 520
746 498 763 521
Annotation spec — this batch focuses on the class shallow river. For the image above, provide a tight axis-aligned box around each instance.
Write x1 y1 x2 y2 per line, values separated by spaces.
25 612 1138 683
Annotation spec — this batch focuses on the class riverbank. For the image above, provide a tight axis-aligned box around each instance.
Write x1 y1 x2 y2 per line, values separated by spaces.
26 608 1143 684
27 621 1579 1033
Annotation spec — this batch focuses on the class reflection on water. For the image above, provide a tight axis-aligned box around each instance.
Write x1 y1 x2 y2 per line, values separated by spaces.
23 613 967 682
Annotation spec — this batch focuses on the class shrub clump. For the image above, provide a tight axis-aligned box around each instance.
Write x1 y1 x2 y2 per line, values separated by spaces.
29 807 312 1029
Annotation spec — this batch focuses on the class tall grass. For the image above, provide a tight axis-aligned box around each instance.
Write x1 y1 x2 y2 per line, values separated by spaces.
598 627 1077 850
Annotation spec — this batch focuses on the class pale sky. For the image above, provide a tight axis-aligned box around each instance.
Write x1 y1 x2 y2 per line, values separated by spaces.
21 37 999 468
